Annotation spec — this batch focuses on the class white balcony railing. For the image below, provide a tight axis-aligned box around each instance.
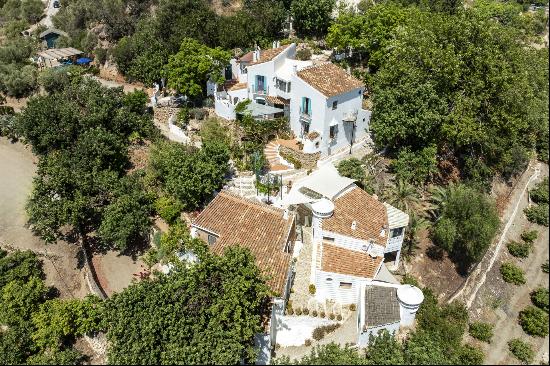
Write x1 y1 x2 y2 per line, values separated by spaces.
299 107 311 123
385 235 404 253
342 109 358 122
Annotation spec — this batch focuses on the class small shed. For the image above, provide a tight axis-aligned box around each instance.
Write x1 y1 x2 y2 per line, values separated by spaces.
39 28 69 49
358 285 401 346
37 47 84 68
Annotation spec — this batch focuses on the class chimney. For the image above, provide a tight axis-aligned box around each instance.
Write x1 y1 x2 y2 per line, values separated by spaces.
351 220 357 230
276 40 280 48
272 41 276 49
283 209 289 220
293 65 297 74
257 48 261 61
252 51 257 62
372 194 378 200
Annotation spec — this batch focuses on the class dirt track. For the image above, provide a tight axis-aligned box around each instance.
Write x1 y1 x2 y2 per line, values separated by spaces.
0 137 88 298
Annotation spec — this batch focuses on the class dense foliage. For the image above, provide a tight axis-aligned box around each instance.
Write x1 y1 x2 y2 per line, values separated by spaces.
506 240 531 258
518 306 549 337
432 184 499 272
329 3 548 185
17 78 155 250
291 0 336 38
0 26 38 98
0 250 100 364
508 338 534 364
104 243 270 364
149 140 230 210
468 322 493 343
530 288 549 313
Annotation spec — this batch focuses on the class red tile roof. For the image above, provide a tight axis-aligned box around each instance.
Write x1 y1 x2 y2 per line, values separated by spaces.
297 62 364 97
248 45 290 66
192 191 295 295
321 242 383 279
323 187 388 246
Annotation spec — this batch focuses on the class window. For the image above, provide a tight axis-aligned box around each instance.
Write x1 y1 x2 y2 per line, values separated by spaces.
323 236 335 242
390 227 404 238
329 125 338 139
287 82 291 93
332 100 338 110
207 234 217 245
326 277 333 282
302 122 310 134
315 141 320 148
339 282 352 289
301 97 311 115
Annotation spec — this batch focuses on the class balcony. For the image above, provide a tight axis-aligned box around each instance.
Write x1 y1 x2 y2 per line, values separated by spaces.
342 109 358 122
299 107 311 124
385 235 404 253
251 84 268 96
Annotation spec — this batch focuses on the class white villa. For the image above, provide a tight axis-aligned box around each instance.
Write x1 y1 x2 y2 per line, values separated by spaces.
210 43 371 158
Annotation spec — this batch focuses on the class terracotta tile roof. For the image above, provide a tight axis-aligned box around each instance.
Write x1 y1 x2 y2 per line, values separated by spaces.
192 190 295 295
229 82 247 91
248 45 290 66
297 62 364 97
239 51 254 63
323 187 388 246
321 243 383 279
364 286 401 329
265 95 290 105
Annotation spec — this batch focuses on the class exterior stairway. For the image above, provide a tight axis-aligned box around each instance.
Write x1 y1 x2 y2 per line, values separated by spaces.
227 174 257 200
264 140 293 172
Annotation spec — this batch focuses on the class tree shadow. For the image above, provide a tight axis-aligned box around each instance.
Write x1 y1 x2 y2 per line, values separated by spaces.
119 234 150 261
426 245 445 261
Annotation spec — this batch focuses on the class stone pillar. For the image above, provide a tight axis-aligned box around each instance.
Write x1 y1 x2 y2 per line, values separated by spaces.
310 199 335 294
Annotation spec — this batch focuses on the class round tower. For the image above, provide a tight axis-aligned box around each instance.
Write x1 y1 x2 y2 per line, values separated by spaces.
310 198 334 242
397 285 424 327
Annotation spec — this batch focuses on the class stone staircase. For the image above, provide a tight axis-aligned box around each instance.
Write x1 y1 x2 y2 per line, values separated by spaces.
264 141 293 172
227 174 257 200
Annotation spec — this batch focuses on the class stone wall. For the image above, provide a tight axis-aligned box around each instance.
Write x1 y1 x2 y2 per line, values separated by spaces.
154 107 180 125
279 146 320 170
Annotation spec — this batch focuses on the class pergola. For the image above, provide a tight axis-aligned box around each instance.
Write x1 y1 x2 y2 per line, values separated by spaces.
37 47 83 68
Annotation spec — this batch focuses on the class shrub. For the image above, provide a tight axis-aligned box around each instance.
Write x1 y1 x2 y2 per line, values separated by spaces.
304 339 312 347
391 145 438 185
176 108 190 127
190 108 208 120
468 322 493 343
524 204 549 226
154 196 183 224
329 313 335 320
320 311 326 318
308 284 316 295
508 338 534 364
349 304 356 311
530 288 549 313
518 306 549 337
542 260 549 273
296 48 312 60
303 308 309 315
311 310 318 317
336 314 343 321
520 230 538 244
312 327 325 341
506 241 531 258
500 262 526 285
295 307 303 316
280 151 302 169
287 307 294 315
530 178 549 204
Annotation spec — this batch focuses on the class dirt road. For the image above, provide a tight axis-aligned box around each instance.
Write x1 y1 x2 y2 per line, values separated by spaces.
0 137 88 298
465 163 549 365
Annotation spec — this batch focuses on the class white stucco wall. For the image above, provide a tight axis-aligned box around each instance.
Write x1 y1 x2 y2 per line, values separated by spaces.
315 270 364 304
357 322 400 347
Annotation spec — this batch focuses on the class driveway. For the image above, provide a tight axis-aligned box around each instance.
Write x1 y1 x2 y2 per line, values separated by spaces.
39 0 60 28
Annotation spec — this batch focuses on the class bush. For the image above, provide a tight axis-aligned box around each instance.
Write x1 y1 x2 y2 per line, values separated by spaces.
468 322 493 343
506 241 531 258
296 48 312 60
308 284 316 295
312 327 325 341
280 151 302 169
500 262 526 285
520 230 538 244
304 339 312 346
154 196 183 224
530 178 549 204
189 108 208 120
508 338 534 364
295 307 302 316
524 204 549 226
391 145 438 186
94 48 108 65
543 260 549 273
530 288 549 313
176 108 189 127
303 308 309 315
329 313 335 320
518 306 549 337
311 310 318 317
319 311 326 318
336 314 342 321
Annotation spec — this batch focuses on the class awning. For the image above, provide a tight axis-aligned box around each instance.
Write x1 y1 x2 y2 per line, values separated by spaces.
383 203 409 229
329 118 339 126
37 47 83 60
265 95 290 105
245 102 284 117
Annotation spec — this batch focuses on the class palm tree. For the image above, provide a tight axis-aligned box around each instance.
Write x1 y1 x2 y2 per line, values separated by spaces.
383 179 422 215
426 184 452 221
403 212 429 257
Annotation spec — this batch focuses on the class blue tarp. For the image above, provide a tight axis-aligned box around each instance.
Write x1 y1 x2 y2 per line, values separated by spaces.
76 57 92 65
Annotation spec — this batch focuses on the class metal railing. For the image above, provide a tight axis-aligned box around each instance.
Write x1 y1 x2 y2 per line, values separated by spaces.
299 107 311 123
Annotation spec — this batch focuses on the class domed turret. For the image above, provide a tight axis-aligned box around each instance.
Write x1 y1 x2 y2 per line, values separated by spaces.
311 198 334 219
397 285 424 327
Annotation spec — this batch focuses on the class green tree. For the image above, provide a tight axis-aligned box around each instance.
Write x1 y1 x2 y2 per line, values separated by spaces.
530 288 549 313
432 184 499 272
164 38 231 98
519 306 549 337
150 141 229 210
500 262 526 285
382 180 422 214
508 338 534 364
468 322 493 343
337 158 370 191
275 342 367 364
365 330 405 364
104 246 270 364
291 0 336 38
390 146 438 186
